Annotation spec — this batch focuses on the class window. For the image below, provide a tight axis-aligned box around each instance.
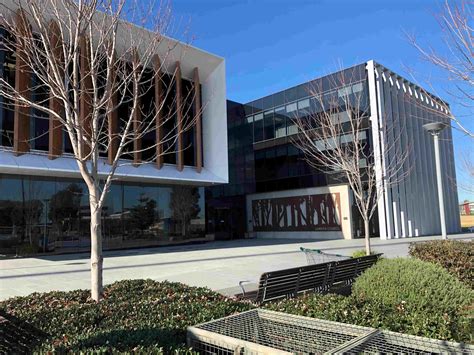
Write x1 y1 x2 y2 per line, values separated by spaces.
31 74 50 151
330 110 351 124
0 28 15 147
253 112 264 142
182 78 196 166
140 68 157 162
352 82 363 93
162 73 177 164
274 106 286 138
263 109 274 140
286 103 298 135
297 98 311 120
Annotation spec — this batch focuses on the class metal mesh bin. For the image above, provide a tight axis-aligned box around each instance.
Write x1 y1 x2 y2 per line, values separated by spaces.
187 309 473 354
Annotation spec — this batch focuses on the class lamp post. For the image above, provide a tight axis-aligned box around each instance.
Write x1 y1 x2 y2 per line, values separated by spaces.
423 122 447 239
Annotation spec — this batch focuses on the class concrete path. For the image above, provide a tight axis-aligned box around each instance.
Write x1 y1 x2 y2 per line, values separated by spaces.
0 233 472 300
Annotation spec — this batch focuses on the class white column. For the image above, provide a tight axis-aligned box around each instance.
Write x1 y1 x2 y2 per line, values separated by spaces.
433 134 447 239
366 60 388 240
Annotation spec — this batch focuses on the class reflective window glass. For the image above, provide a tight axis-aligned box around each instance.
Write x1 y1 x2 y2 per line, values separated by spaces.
274 106 287 138
253 112 264 142
263 109 274 140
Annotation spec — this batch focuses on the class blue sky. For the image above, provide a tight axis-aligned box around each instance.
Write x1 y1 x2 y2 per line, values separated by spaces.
168 0 473 201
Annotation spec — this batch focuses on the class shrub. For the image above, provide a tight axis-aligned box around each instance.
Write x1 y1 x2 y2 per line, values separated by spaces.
409 240 473 288
351 249 377 258
266 258 474 342
353 258 473 311
352 258 474 341
0 279 253 353
267 258 474 342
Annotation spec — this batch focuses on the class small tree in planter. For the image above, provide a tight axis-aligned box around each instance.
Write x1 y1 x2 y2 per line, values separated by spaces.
0 0 199 301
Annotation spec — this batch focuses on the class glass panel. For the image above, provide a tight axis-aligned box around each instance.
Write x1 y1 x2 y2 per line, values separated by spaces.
168 186 204 238
31 74 50 151
162 73 177 164
182 78 195 166
274 106 287 138
141 68 157 162
352 82 363 93
338 85 352 98
297 98 311 119
49 180 86 249
253 112 264 142
0 29 15 147
330 110 351 124
263 109 274 140
0 176 25 246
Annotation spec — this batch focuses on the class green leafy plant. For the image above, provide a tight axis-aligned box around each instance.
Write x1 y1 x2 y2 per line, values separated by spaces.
352 258 473 311
0 279 253 353
266 257 474 342
409 240 473 288
351 249 377 258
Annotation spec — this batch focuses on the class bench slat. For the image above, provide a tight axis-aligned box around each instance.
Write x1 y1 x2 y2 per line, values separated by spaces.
254 254 381 303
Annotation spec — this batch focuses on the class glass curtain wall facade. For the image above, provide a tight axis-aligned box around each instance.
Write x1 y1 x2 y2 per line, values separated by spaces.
0 174 205 255
205 100 254 239
207 64 374 239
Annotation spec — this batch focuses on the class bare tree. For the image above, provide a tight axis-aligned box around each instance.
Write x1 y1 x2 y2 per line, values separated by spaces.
169 186 200 237
407 0 473 138
292 72 409 255
407 0 473 200
0 0 200 301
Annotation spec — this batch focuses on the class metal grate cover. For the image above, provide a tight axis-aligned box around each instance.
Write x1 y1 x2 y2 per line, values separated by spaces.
187 309 474 354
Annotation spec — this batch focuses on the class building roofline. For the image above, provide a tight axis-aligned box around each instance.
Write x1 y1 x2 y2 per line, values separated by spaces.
236 59 449 109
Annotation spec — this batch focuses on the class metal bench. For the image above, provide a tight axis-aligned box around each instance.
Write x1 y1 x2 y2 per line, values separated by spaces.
238 254 382 304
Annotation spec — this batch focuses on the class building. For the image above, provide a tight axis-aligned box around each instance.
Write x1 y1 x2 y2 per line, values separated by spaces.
0 5 227 254
460 201 474 216
206 61 461 240
460 201 474 231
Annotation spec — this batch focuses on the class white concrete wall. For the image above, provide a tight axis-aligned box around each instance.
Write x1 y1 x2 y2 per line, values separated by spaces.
246 185 353 240
201 60 228 183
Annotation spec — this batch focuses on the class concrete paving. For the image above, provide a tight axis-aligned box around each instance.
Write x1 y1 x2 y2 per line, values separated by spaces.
0 233 472 300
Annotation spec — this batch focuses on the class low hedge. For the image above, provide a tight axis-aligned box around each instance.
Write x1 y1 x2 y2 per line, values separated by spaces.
353 258 473 341
0 279 253 353
352 258 473 312
351 249 377 258
267 258 474 342
409 240 473 288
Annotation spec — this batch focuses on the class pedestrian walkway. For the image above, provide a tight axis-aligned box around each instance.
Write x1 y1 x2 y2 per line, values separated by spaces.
0 233 472 300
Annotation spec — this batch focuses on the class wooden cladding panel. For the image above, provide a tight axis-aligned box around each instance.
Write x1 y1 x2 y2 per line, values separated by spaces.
48 20 63 159
13 10 31 155
175 61 183 171
153 55 163 169
193 67 202 173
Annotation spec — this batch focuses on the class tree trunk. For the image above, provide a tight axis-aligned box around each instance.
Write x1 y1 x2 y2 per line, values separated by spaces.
90 199 103 302
364 218 371 256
